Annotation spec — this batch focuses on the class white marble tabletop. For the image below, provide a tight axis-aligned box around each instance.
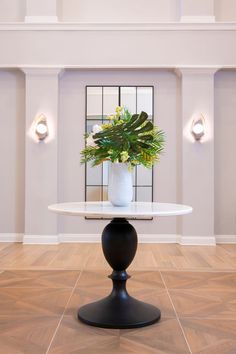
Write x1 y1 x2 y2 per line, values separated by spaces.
48 201 192 218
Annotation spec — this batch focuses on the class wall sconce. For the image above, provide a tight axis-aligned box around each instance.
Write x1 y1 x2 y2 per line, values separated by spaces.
191 115 205 141
35 114 48 141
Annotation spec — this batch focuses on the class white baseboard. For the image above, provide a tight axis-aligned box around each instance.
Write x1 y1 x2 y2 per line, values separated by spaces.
216 235 236 244
180 236 216 246
59 233 100 243
0 233 23 242
59 233 179 243
23 234 59 244
0 233 235 245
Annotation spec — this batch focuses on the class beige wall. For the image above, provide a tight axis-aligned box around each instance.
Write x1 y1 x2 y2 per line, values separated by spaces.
215 70 236 235
0 1 236 241
0 0 236 23
215 0 236 22
58 69 179 235
0 70 25 233
1 68 236 237
0 0 25 22
58 0 180 22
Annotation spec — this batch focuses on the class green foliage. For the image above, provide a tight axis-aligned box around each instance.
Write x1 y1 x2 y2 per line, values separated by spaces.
81 107 165 169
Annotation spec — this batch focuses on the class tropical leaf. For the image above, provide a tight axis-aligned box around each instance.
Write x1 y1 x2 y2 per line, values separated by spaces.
81 107 165 168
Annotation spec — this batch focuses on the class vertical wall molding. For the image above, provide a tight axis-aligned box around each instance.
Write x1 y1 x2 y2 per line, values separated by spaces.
24 0 58 23
176 67 218 243
180 0 215 23
21 67 63 242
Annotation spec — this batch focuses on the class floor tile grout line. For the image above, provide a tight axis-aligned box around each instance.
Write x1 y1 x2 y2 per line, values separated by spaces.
159 270 193 354
45 270 83 354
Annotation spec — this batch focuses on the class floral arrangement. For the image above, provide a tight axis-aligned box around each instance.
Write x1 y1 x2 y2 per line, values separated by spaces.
81 106 164 169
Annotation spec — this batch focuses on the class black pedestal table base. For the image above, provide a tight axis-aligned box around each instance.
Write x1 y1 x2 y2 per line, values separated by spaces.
77 218 161 329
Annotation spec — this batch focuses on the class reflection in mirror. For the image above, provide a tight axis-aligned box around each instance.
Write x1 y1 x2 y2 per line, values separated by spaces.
85 86 154 219
103 186 108 201
137 165 152 186
86 162 102 186
86 186 102 201
137 87 153 119
87 87 103 120
86 120 102 134
103 87 119 117
120 87 136 114
102 161 109 186
137 187 152 202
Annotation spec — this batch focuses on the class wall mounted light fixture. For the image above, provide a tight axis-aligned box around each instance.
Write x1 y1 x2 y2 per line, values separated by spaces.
191 115 205 141
35 114 48 141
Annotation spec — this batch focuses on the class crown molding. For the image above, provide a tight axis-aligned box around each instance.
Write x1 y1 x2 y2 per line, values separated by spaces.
1 22 236 31
175 66 220 76
20 67 63 76
1 65 233 71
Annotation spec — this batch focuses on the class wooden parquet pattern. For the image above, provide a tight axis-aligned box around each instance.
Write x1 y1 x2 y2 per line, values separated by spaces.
0 243 236 353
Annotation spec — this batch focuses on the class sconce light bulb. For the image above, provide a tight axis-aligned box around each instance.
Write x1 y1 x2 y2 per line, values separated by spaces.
35 114 48 141
36 122 47 135
192 122 204 135
191 115 205 141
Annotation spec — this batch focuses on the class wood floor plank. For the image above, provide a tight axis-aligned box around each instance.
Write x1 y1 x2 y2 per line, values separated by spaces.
180 318 236 354
0 288 73 316
0 243 235 352
161 271 236 290
48 316 190 354
0 270 80 288
168 288 236 319
0 315 60 354
0 243 235 271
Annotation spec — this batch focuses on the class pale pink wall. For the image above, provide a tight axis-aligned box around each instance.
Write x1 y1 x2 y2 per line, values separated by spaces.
215 70 236 235
58 0 180 22
0 70 25 233
215 0 236 21
58 69 179 235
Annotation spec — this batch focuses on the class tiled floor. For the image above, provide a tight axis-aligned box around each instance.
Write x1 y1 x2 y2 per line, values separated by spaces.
0 243 236 353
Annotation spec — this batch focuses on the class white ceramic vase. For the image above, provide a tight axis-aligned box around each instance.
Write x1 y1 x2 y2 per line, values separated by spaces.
108 163 133 207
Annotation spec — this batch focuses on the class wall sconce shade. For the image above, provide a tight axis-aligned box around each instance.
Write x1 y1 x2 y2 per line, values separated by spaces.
35 114 48 141
191 115 205 141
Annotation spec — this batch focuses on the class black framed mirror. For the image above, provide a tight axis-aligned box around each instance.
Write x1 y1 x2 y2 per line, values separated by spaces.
85 85 154 219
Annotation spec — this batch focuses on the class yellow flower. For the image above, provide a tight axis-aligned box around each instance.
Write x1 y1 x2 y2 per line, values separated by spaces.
107 115 115 121
132 160 139 165
115 106 123 113
114 119 124 125
101 123 112 129
120 151 129 163
115 106 124 117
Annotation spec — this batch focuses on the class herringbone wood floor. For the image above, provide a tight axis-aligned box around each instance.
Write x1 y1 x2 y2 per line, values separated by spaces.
0 243 236 353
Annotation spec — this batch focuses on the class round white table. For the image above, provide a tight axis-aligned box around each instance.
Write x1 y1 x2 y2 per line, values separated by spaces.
49 201 192 329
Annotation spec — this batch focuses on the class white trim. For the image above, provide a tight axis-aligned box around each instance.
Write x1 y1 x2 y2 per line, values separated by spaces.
24 16 58 23
216 235 236 244
59 233 100 243
176 67 220 75
20 67 63 76
0 233 23 242
59 233 179 243
0 233 235 245
23 234 59 244
2 65 235 71
180 236 216 246
180 16 215 23
1 22 236 31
